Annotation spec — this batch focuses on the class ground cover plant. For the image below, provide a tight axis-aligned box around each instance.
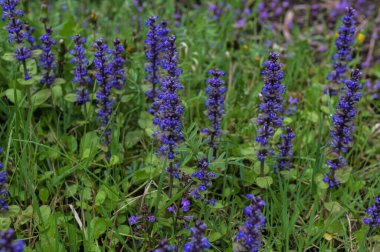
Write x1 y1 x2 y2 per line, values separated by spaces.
0 0 379 251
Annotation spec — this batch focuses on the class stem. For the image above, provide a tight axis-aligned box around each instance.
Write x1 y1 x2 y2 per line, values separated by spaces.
260 160 265 177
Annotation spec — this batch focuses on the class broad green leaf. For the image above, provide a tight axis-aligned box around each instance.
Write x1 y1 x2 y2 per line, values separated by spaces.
4 88 23 104
256 176 273 189
31 89 51 107
64 93 78 103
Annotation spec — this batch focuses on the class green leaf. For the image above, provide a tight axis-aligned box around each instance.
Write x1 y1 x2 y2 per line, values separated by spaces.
4 88 23 104
117 225 130 236
39 188 50 203
34 205 51 224
53 78 66 85
256 176 273 189
2 52 15 61
110 155 120 165
324 201 342 214
52 85 63 102
125 130 143 148
90 217 108 240
95 190 107 206
0 217 11 230
31 89 51 107
209 232 222 242
64 93 78 103
17 77 38 86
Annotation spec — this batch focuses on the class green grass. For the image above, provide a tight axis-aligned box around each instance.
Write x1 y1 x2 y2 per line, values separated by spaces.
0 0 379 251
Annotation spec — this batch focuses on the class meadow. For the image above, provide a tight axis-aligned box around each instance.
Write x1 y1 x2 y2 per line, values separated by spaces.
0 0 379 251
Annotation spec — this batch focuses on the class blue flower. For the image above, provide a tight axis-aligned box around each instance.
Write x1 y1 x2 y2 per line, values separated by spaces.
235 194 266 252
202 69 226 152
70 34 91 105
0 0 32 80
181 198 191 212
110 38 126 90
39 27 56 86
129 216 141 225
192 158 215 194
256 52 285 162
0 229 25 252
324 69 362 188
145 16 170 101
364 196 380 228
325 7 356 96
151 35 184 178
277 126 295 170
93 39 113 148
183 220 210 252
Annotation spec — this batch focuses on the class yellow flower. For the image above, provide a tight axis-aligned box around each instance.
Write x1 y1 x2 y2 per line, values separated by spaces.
357 33 365 45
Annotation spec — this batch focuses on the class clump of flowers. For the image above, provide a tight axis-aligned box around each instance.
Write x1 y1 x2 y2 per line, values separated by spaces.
364 196 380 229
93 39 113 149
39 26 56 86
257 0 290 25
324 69 362 188
145 16 170 101
201 69 226 153
207 2 230 21
70 34 91 105
152 35 184 177
0 146 9 212
0 229 25 252
110 38 126 91
153 239 177 252
325 7 356 96
129 205 155 233
183 220 210 252
277 126 295 171
190 158 216 205
235 194 266 252
256 52 285 172
0 0 33 80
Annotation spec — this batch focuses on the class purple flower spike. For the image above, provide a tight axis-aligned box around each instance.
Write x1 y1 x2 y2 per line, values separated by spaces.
70 34 91 105
325 7 357 96
93 39 113 148
235 194 266 252
324 69 362 188
364 197 380 228
183 220 210 252
145 16 170 101
256 52 285 162
0 0 32 80
277 126 295 171
39 26 56 86
152 35 184 166
192 158 215 193
0 229 25 252
202 69 226 153
110 38 126 90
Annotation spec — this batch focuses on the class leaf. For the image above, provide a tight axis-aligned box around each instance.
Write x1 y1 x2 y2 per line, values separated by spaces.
2 52 15 61
34 205 51 224
110 155 120 165
209 232 222 242
31 89 51 107
39 188 50 203
90 217 108 240
256 176 273 189
117 225 130 236
17 77 38 86
80 131 98 160
324 201 342 214
53 78 66 85
64 93 78 103
95 190 107 206
4 88 23 104
0 217 11 230
52 85 63 102
125 130 143 148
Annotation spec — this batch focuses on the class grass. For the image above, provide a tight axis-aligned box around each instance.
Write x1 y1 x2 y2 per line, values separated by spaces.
0 0 379 251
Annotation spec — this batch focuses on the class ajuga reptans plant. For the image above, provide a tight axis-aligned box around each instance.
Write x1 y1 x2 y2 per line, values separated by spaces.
70 34 91 105
256 52 285 174
201 69 226 154
110 38 126 91
277 126 295 171
0 229 25 252
39 26 56 86
183 220 210 252
145 16 170 101
235 194 266 252
364 196 380 230
0 0 33 80
93 39 113 150
325 7 356 96
152 35 183 178
324 69 362 188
